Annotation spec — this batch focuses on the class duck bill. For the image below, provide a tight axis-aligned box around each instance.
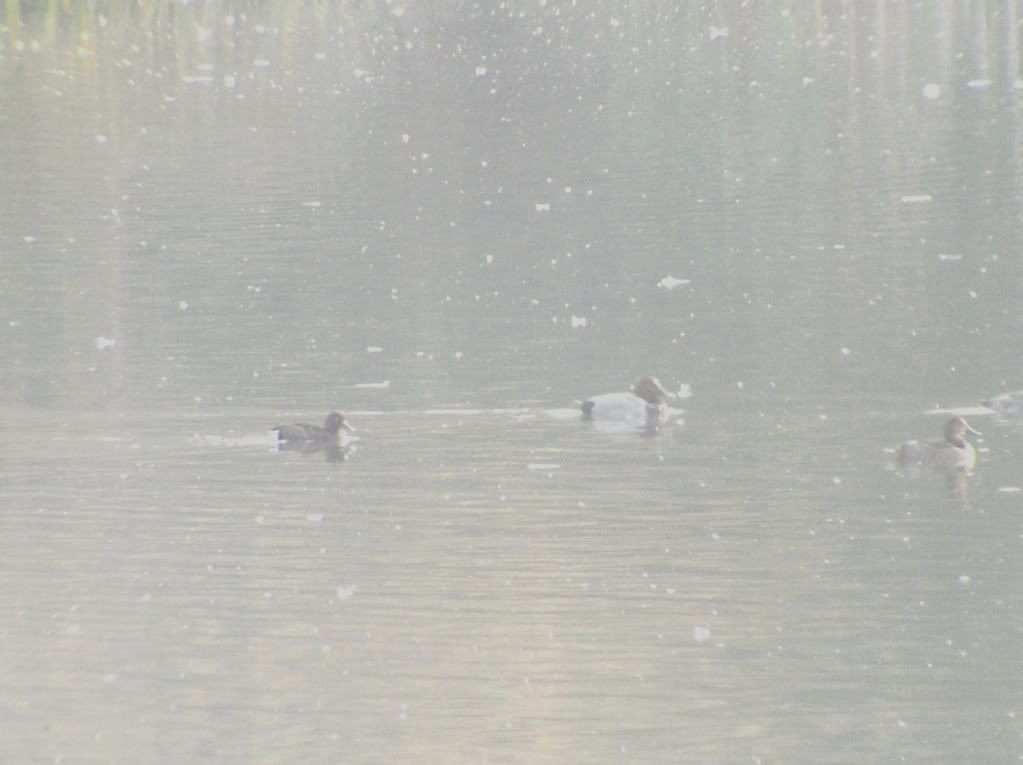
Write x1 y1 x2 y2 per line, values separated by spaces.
341 421 356 433
964 423 981 436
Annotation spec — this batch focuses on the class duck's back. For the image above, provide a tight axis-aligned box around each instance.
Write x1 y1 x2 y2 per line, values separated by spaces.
897 438 975 471
274 423 320 442
582 391 658 429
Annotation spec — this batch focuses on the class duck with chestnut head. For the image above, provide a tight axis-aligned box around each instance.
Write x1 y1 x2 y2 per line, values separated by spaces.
272 411 356 462
580 376 677 432
896 417 981 472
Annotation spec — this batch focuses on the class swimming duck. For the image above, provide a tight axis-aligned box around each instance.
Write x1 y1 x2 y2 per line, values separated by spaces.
896 417 980 472
272 411 354 444
581 376 676 431
983 390 1023 422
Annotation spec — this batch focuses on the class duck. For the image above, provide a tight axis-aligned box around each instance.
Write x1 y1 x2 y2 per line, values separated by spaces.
896 417 981 472
580 376 676 431
272 411 354 444
982 390 1023 422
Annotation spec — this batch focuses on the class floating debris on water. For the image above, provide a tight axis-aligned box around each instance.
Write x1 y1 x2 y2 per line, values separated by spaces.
336 585 356 601
900 194 933 204
657 275 691 290
923 406 992 417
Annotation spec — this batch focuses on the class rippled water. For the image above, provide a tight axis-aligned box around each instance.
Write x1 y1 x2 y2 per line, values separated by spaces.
1 2 1021 763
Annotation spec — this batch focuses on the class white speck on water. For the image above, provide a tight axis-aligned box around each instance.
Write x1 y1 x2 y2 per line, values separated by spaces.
937 253 962 261
178 300 189 311
967 79 992 89
840 347 851 355
802 75 815 86
253 58 270 68
314 51 326 61
709 25 728 40
901 194 932 203
485 254 494 264
657 275 691 290
923 83 941 99
306 514 324 523
336 585 356 601
401 133 410 144
94 336 116 350
301 201 321 208
366 346 383 353
736 381 744 390
527 463 560 470
223 74 236 88
958 575 971 584
571 315 587 328
353 380 391 389
454 351 464 359
95 134 107 144
832 476 842 485
997 486 1021 493
535 202 551 212
392 6 405 16
475 66 488 76
693 626 711 643
23 235 35 243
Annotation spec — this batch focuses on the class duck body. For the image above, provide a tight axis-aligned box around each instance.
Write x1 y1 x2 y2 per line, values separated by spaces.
897 417 980 472
983 390 1023 422
272 411 353 444
581 391 663 430
581 376 675 432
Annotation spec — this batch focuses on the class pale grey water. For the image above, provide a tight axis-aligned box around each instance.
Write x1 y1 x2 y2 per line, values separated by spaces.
1 2 1021 763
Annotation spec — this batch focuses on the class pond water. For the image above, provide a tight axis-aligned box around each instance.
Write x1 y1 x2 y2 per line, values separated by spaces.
1 2 1020 763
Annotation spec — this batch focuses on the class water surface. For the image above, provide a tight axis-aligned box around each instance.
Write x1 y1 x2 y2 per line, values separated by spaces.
1 2 1020 763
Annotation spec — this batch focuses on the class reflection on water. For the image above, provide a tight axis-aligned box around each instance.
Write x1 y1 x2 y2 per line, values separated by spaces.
1 1 1021 763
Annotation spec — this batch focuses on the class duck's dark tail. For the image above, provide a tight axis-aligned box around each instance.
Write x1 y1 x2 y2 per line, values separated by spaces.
581 399 595 420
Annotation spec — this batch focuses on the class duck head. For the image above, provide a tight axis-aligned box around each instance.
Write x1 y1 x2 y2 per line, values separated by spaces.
324 411 356 434
632 377 674 406
945 416 979 447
